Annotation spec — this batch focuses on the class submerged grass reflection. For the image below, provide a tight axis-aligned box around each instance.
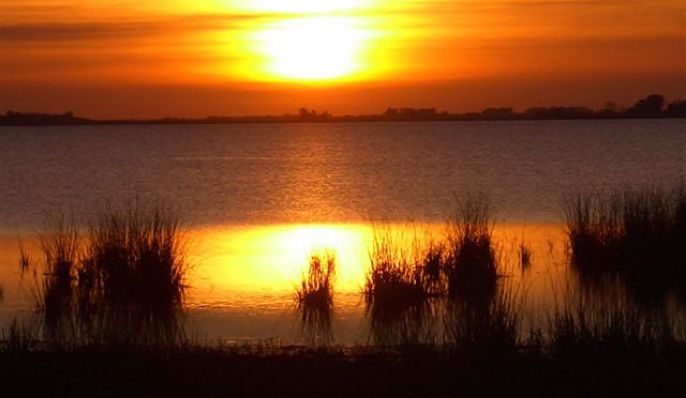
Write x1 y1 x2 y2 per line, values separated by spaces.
547 278 683 360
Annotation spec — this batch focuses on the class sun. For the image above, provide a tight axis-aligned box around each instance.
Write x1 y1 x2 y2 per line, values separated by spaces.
251 16 374 82
246 0 369 14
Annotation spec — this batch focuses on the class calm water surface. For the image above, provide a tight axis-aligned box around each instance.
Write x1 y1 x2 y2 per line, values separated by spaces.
1 120 684 343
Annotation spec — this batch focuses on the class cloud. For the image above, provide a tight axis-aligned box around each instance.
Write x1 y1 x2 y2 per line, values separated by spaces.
0 13 274 43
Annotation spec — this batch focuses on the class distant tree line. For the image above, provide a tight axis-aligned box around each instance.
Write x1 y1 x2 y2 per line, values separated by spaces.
0 111 90 126
376 94 685 121
2 94 684 126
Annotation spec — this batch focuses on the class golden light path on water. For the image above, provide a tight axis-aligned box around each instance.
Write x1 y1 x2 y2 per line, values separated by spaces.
184 223 570 309
189 224 374 299
0 223 570 325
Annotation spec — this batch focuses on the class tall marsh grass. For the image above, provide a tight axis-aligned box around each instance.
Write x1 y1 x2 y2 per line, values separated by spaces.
86 205 187 311
295 251 336 344
363 197 506 345
25 203 189 346
445 197 499 305
363 228 444 345
565 184 686 305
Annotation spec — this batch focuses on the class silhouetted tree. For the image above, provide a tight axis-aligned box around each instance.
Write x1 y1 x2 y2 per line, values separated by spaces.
384 107 399 119
481 107 515 120
629 94 665 117
299 108 315 119
664 100 686 118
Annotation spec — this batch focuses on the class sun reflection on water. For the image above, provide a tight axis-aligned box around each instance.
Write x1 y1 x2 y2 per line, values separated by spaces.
185 222 569 309
0 223 569 313
188 224 374 304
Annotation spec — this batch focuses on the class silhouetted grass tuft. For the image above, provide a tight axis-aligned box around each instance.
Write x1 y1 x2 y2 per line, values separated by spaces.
86 204 187 312
36 216 81 343
445 196 498 306
295 251 336 344
519 241 532 272
18 245 31 273
364 229 443 345
26 203 188 346
565 184 686 305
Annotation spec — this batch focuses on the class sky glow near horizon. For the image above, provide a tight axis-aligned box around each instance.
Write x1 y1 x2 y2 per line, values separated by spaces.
1 0 684 117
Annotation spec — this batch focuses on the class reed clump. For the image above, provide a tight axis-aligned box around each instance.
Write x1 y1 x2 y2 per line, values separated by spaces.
28 203 188 346
445 197 499 305
363 230 443 345
565 184 686 304
363 197 505 345
364 231 444 309
364 198 500 309
36 217 81 343
295 252 336 344
86 205 187 312
296 252 336 310
519 241 532 272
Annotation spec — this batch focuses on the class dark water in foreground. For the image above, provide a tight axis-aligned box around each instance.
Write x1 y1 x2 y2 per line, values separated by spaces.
1 119 684 343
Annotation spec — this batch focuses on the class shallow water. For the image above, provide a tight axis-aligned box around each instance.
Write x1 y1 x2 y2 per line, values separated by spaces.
1 119 684 343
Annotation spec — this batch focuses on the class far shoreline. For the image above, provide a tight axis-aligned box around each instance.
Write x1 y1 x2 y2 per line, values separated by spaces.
1 115 685 128
2 94 685 127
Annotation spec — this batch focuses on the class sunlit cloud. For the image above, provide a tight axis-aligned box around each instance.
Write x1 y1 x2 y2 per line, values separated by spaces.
0 0 683 116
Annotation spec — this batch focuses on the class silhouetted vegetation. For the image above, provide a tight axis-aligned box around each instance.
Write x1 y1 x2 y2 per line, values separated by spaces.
3 281 684 397
0 110 88 125
627 94 666 118
2 190 686 396
565 184 686 306
444 288 520 351
549 296 678 357
3 94 684 126
18 244 32 274
363 198 511 346
295 252 336 344
519 241 532 272
0 319 37 353
22 204 188 346
445 197 499 306
364 230 443 345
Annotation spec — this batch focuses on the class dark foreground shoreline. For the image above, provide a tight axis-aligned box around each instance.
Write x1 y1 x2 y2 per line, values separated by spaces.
2 344 685 397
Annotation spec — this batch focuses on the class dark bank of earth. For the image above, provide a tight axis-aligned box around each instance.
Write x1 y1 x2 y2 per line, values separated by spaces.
2 345 685 397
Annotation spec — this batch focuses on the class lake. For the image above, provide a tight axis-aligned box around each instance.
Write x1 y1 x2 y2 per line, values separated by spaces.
1 119 684 343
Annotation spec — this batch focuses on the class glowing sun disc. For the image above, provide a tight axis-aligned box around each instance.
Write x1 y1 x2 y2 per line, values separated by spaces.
253 16 373 81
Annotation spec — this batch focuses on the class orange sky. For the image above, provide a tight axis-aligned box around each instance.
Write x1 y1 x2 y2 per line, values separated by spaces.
1 0 684 118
